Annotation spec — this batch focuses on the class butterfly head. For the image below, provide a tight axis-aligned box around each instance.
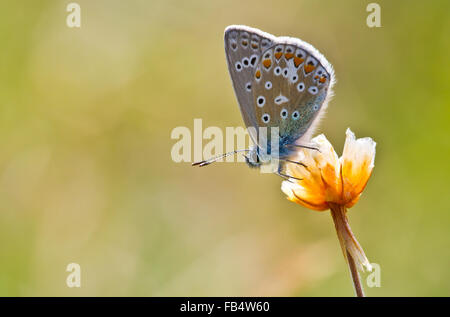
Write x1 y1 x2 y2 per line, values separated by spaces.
244 138 297 169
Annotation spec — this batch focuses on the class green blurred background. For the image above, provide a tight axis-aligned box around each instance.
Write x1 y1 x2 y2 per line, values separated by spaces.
0 0 449 296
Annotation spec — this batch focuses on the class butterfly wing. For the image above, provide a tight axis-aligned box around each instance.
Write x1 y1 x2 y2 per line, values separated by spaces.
224 25 276 143
251 38 335 155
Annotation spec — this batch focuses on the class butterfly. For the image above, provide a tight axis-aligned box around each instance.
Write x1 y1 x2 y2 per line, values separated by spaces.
193 25 335 179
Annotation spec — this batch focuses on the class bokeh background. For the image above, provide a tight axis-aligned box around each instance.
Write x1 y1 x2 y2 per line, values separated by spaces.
0 0 449 296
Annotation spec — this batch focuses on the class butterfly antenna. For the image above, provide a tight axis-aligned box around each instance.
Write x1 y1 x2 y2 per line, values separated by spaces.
192 149 251 167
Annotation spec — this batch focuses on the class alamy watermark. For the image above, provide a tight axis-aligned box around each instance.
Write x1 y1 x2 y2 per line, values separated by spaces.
66 2 81 28
366 262 381 288
366 3 381 28
171 119 283 173
66 262 81 288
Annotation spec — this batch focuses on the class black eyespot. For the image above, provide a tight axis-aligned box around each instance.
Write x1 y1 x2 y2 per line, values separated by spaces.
246 83 251 91
283 69 288 76
257 96 265 107
308 86 318 95
292 111 300 120
250 56 257 66
243 59 249 66
262 114 270 123
236 63 242 71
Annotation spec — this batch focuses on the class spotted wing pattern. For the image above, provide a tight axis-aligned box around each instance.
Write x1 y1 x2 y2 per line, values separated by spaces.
224 26 275 143
224 26 335 157
252 41 334 147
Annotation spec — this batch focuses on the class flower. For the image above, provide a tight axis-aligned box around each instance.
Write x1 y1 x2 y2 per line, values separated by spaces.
281 128 376 279
282 128 376 211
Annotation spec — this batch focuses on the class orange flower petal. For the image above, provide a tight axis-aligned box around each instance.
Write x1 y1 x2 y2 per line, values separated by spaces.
281 129 376 211
281 182 328 211
340 128 376 205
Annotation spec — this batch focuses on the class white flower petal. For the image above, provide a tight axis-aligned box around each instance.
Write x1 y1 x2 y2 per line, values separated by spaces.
341 128 376 169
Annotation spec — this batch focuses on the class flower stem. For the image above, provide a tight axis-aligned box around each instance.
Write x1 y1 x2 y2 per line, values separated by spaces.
329 203 366 297
346 250 364 297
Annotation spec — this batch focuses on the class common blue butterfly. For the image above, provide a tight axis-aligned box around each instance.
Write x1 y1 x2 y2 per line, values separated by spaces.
194 25 335 178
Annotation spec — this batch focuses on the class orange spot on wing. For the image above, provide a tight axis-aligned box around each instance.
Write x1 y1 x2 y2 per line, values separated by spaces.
251 42 258 49
255 70 261 79
274 52 282 59
262 59 272 69
242 40 248 46
319 76 327 83
285 53 294 60
304 64 316 74
294 57 304 67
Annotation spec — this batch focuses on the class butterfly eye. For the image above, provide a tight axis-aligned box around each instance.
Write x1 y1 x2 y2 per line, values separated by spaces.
235 62 243 72
265 81 272 90
280 109 288 119
292 111 300 120
257 96 266 107
261 113 270 123
297 82 305 92
308 86 318 95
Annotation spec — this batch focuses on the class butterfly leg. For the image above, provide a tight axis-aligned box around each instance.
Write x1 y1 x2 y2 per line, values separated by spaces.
279 159 308 169
276 171 303 182
284 144 321 152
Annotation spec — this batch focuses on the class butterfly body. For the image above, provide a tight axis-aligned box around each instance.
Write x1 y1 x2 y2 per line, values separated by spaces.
224 25 335 171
